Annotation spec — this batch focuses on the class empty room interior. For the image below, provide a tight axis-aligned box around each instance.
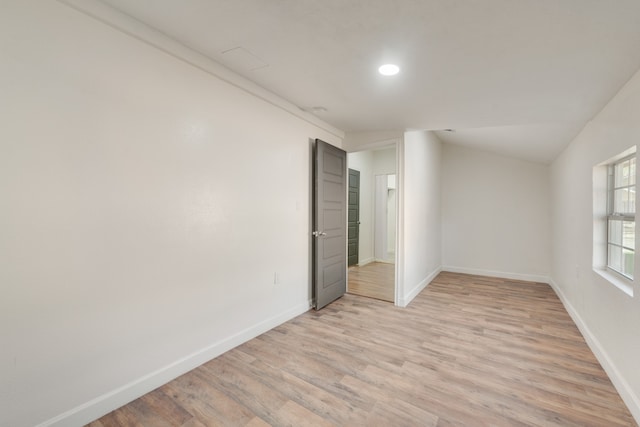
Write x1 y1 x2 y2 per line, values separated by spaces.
3 1 640 426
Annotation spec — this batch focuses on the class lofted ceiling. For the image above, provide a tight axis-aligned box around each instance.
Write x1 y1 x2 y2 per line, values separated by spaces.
96 0 640 163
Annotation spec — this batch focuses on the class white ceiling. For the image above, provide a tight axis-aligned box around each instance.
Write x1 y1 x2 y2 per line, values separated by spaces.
97 0 640 163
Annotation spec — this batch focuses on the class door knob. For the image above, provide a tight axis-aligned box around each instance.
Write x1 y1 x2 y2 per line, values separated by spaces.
312 231 327 237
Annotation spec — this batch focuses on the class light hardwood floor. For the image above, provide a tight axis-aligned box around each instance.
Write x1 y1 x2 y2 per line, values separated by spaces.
88 272 637 426
347 262 394 302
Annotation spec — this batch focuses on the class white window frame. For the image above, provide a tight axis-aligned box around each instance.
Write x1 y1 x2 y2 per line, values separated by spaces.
592 146 636 297
606 154 636 280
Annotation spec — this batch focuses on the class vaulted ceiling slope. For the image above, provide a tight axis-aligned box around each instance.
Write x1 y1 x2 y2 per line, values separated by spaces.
94 0 640 163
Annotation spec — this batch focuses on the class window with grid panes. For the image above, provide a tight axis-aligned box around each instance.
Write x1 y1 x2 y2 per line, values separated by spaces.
607 155 636 279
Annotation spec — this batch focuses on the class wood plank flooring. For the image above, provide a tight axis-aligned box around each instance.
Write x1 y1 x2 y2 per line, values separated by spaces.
87 272 637 426
347 262 395 302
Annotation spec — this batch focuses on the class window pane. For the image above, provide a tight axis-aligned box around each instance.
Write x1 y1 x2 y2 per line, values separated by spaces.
614 188 631 213
609 244 622 272
623 220 635 249
608 219 622 245
616 160 630 187
607 156 636 279
623 248 635 278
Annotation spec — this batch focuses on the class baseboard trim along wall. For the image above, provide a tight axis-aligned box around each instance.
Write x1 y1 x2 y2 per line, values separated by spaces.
548 278 640 424
37 301 312 427
441 265 549 284
36 271 639 426
357 257 375 266
436 267 639 423
399 266 442 307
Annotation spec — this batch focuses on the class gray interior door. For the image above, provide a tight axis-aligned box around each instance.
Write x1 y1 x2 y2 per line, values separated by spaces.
313 139 347 310
348 168 360 266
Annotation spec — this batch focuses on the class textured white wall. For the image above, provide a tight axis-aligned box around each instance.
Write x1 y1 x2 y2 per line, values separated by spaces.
400 131 442 305
441 144 550 281
549 69 640 421
0 2 341 426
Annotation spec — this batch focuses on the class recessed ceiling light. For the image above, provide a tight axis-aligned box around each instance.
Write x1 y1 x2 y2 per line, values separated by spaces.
378 64 400 76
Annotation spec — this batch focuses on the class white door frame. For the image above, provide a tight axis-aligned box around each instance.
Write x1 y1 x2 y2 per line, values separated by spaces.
344 137 404 306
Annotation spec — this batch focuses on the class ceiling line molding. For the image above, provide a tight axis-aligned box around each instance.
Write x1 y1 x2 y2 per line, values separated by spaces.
56 0 345 140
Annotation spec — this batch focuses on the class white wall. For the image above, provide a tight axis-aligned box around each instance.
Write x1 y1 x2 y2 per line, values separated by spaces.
373 147 397 262
549 68 640 421
387 186 397 254
347 151 375 264
373 147 396 175
399 131 442 306
0 2 342 426
441 144 550 281
343 131 403 152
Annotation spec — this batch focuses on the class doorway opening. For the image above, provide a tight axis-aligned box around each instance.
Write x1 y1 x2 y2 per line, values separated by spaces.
346 145 397 303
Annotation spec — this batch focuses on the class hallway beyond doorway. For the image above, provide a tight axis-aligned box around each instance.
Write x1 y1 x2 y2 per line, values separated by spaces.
347 262 394 302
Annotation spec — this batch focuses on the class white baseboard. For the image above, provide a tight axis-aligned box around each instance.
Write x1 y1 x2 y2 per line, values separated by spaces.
37 301 312 427
399 266 442 307
441 265 549 284
357 257 375 266
433 268 639 423
548 278 640 424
